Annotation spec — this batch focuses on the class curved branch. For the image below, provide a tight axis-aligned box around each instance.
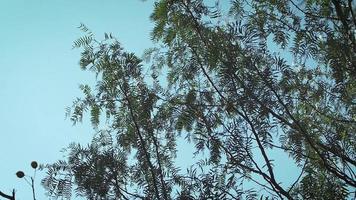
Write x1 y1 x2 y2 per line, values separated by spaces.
0 190 15 200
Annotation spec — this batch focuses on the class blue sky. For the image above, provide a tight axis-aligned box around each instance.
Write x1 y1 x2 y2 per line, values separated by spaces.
0 1 154 199
0 1 301 199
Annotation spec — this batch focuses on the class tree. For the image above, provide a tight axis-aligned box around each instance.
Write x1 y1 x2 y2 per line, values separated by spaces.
42 0 355 199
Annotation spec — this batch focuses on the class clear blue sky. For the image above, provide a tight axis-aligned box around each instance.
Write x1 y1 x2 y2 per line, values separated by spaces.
0 1 300 199
0 1 154 199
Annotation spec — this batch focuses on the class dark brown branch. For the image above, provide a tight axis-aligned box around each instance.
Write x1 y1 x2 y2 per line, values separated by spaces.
178 175 240 200
242 109 293 200
118 82 162 200
0 190 15 200
151 129 170 200
188 36 294 200
249 62 356 186
179 2 294 199
245 146 285 200
332 0 350 32
288 160 308 192
252 62 356 167
348 0 356 26
289 0 342 21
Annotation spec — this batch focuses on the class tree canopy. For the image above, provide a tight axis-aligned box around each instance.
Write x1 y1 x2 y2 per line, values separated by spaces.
41 0 355 199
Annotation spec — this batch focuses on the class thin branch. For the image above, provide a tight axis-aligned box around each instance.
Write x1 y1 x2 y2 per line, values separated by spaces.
348 0 356 26
118 81 163 200
288 159 308 192
0 190 15 200
289 0 342 21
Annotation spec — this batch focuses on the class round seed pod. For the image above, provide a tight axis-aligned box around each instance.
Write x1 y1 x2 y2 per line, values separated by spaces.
31 161 38 169
16 171 25 178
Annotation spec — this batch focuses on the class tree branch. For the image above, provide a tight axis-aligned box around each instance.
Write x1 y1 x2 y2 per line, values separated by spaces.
118 81 163 200
0 190 15 200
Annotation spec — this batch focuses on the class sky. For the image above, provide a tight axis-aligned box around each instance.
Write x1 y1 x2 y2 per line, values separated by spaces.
0 1 154 199
0 1 301 199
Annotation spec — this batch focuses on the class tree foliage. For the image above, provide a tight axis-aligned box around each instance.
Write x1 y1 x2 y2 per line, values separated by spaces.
42 1 355 199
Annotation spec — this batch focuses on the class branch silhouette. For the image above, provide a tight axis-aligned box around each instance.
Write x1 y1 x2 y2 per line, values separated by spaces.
0 189 15 200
